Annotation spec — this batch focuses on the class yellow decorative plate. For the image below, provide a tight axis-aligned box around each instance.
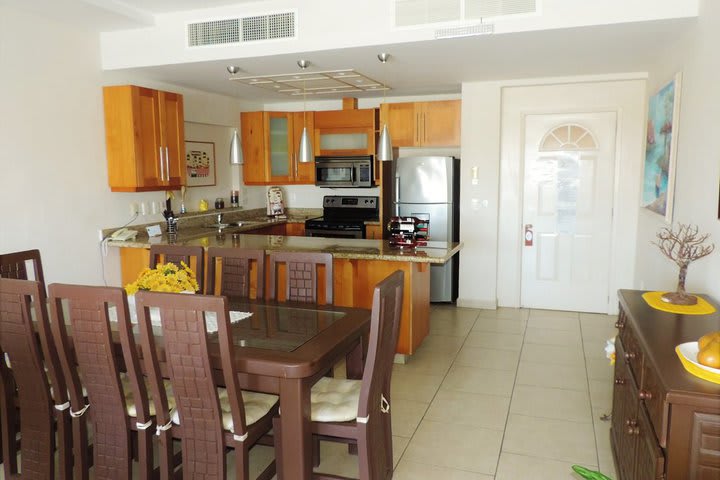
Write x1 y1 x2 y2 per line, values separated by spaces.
675 342 720 384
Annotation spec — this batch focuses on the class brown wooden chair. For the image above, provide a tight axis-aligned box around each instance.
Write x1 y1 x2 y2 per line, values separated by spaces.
207 247 265 299
0 249 46 292
134 291 279 479
274 270 404 480
268 252 333 304
148 244 205 293
0 278 72 479
48 283 162 480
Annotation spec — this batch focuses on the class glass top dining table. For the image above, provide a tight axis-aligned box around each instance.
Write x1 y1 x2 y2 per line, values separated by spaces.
59 295 371 479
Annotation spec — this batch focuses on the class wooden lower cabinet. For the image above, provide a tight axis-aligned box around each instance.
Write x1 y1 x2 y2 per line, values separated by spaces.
333 258 429 355
366 225 383 239
610 291 720 480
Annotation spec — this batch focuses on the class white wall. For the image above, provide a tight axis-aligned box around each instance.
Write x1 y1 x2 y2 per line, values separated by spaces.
0 5 259 286
634 0 720 299
99 0 698 69
459 75 647 311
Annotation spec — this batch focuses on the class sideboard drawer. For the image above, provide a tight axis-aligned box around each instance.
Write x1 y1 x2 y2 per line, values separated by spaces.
635 403 666 479
641 358 669 446
619 319 644 381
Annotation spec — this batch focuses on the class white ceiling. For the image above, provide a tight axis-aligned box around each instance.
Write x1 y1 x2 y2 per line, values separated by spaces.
2 0 696 103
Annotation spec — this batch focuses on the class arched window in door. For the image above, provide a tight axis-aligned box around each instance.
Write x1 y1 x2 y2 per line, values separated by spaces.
539 124 598 151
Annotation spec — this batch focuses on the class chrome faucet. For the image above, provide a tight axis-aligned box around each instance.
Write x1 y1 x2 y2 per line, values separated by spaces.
216 213 224 225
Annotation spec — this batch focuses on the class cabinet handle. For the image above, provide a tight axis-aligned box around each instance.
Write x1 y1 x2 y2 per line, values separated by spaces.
614 321 625 329
625 419 637 427
624 352 636 360
294 153 298 179
639 390 653 400
614 378 625 385
626 425 640 436
158 147 165 181
165 147 170 181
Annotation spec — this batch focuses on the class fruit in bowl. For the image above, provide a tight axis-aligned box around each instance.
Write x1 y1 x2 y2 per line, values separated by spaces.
697 331 720 369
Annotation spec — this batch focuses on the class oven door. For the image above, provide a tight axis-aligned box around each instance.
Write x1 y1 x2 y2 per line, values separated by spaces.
305 225 365 239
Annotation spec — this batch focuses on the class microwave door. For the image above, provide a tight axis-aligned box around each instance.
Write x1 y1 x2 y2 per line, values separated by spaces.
316 162 355 186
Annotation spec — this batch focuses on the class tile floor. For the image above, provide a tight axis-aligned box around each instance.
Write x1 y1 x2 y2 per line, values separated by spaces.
0 305 620 479
311 305 620 480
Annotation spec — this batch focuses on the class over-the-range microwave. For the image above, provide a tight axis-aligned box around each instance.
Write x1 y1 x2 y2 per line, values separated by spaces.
315 155 374 188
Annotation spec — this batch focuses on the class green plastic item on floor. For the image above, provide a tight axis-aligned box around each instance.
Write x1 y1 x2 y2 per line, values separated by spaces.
571 465 613 480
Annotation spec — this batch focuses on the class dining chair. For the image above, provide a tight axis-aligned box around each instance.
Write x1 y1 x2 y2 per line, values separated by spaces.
268 252 333 304
207 247 265 299
0 278 72 479
0 249 46 292
148 244 205 293
274 270 404 480
134 290 279 480
48 283 168 480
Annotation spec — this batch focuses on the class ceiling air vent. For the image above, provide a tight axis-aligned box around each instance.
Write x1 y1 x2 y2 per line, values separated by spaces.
395 0 535 27
187 11 296 47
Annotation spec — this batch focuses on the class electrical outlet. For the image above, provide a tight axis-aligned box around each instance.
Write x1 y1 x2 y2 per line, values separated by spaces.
150 201 159 215
139 202 147 216
129 202 139 216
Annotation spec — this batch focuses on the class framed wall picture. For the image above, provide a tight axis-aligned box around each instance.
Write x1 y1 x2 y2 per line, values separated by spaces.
641 72 682 222
185 141 216 187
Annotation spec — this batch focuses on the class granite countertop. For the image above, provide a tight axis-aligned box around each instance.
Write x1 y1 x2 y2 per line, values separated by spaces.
104 207 458 263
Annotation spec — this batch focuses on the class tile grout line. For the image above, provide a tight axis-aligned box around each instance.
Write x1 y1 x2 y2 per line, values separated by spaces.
578 312 604 473
491 308 530 478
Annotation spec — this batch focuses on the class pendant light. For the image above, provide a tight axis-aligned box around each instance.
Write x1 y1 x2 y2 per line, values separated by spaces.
376 53 393 162
227 65 243 165
297 60 313 163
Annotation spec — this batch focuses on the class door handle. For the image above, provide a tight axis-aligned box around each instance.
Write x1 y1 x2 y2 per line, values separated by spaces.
524 224 533 246
165 146 170 182
158 146 165 181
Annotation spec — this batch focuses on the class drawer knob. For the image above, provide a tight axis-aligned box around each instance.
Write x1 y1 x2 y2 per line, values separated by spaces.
614 378 626 385
625 419 637 427
639 390 653 400
626 425 640 436
624 352 636 360
614 321 625 329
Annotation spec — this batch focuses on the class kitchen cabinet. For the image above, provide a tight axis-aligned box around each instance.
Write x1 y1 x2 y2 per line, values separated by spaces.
241 111 314 185
366 225 383 239
285 223 306 237
103 85 185 192
379 100 461 147
610 290 720 479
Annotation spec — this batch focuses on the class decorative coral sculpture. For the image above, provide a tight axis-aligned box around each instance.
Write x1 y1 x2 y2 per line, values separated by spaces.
653 223 715 305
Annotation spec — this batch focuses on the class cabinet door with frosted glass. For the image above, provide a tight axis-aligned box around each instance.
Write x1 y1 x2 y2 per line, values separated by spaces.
267 112 294 183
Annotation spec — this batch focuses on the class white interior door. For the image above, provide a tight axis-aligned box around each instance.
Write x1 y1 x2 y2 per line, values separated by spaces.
521 113 617 312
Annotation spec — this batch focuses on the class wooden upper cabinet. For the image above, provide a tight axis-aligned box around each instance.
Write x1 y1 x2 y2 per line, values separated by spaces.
241 111 315 185
380 99 461 147
103 85 186 192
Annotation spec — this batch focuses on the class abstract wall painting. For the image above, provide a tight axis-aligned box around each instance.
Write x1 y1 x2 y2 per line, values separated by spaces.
642 72 682 222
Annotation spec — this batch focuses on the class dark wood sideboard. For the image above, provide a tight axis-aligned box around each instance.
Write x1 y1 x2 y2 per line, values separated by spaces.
611 290 720 480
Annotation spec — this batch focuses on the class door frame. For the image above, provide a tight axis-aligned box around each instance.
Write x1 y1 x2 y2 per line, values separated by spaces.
497 81 645 314
519 112 618 312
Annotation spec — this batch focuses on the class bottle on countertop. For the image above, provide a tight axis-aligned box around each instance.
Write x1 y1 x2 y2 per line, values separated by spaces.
215 197 225 209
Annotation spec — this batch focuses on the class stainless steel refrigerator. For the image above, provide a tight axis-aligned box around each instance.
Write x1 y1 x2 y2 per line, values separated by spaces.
394 156 460 302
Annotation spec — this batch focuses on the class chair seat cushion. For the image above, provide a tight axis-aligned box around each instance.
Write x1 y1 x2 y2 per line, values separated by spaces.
121 373 176 418
310 377 361 422
171 388 278 432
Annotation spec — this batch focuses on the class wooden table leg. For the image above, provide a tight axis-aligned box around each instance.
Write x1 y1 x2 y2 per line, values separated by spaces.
278 377 312 479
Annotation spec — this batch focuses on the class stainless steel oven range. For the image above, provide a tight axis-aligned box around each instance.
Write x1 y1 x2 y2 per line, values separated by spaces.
305 196 379 239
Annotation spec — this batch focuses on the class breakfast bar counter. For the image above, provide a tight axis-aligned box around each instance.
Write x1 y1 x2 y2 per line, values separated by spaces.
110 231 462 356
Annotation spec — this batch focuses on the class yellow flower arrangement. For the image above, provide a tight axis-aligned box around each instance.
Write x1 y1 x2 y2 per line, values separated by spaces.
125 261 199 295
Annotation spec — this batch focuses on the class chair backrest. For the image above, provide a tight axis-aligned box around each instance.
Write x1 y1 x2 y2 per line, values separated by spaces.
268 252 333 304
0 249 46 292
357 270 404 479
207 247 265 299
0 278 62 478
149 245 205 293
134 291 247 478
48 283 151 479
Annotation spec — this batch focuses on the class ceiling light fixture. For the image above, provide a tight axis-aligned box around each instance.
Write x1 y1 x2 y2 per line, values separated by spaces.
297 60 313 164
376 53 393 162
227 65 243 165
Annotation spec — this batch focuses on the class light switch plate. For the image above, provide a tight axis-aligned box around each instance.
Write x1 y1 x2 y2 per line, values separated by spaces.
146 225 162 237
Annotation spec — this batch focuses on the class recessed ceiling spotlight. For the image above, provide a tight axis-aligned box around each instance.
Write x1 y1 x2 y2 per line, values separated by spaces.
227 65 241 75
297 59 310 69
377 53 390 63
